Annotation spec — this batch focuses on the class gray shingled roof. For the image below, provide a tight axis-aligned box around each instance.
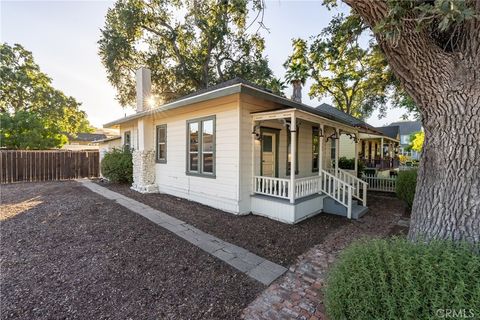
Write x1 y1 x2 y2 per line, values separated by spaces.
70 133 107 142
104 78 380 132
315 103 376 131
375 125 399 139
388 121 422 136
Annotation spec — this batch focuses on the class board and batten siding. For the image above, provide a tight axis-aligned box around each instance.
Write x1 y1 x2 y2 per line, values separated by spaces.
150 95 241 213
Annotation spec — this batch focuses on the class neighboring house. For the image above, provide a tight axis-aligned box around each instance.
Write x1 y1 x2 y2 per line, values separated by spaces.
315 104 401 173
63 129 120 150
62 133 107 150
379 121 422 160
104 68 390 223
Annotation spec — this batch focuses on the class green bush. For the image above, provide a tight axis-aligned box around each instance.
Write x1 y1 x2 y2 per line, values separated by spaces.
338 157 355 170
335 157 364 177
396 170 417 208
325 238 480 320
101 147 133 183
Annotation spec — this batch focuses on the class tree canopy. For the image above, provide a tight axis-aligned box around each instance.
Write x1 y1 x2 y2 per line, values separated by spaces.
406 131 425 153
99 0 275 107
284 13 416 119
0 43 91 149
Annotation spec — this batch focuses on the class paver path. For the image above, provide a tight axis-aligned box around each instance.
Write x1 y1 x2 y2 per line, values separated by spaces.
80 180 287 285
242 193 407 319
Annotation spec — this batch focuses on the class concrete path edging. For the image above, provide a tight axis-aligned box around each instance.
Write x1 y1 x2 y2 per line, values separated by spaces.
80 180 287 285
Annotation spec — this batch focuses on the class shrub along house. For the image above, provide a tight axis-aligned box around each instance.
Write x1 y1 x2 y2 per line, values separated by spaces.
104 68 393 223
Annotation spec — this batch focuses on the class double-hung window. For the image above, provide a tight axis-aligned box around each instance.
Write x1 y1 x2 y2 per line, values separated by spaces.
156 124 167 163
187 116 215 177
124 131 131 149
312 127 319 172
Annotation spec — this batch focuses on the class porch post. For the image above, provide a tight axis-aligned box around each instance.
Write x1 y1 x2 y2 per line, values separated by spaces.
335 128 340 176
290 112 297 204
318 124 324 175
354 133 358 175
251 120 256 196
380 137 384 159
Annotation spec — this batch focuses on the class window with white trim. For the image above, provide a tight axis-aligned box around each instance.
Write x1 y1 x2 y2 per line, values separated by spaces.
156 124 167 163
187 116 215 176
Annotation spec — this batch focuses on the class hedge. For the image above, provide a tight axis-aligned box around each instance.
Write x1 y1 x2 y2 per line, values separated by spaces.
325 238 480 320
396 170 417 208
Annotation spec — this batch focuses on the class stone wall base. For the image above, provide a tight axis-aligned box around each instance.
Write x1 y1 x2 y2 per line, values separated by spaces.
131 149 158 193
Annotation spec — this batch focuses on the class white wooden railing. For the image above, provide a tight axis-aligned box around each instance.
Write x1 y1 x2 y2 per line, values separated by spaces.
327 168 368 206
254 171 354 219
321 170 353 219
294 176 322 199
361 175 397 193
253 176 290 199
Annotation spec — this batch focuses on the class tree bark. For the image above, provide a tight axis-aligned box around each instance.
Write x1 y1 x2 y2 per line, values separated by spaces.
344 0 480 243
291 80 303 103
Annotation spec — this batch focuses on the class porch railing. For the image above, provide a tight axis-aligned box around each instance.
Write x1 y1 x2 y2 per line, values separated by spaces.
253 176 290 199
253 170 354 219
295 176 322 199
321 170 353 219
327 168 368 206
361 174 397 193
363 158 400 170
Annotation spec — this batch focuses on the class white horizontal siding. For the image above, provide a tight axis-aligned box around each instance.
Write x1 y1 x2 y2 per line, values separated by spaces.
152 97 241 213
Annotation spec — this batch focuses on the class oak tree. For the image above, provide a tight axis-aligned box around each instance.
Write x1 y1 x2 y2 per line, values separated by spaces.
329 0 480 243
98 0 274 107
0 43 91 149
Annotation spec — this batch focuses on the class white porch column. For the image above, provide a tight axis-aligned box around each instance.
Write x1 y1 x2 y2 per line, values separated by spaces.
318 124 324 175
335 128 340 176
290 113 297 204
354 134 359 175
380 137 384 159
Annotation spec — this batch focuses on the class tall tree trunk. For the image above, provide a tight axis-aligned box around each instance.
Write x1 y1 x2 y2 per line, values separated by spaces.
291 80 302 103
344 0 480 243
410 88 480 243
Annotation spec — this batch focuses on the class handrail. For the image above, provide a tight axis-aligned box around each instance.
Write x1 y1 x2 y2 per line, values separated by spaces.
320 170 353 219
327 168 368 206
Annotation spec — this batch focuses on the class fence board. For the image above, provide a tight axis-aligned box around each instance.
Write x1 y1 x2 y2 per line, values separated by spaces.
0 150 99 184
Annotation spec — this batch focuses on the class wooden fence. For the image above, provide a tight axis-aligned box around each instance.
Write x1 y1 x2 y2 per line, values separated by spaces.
361 174 397 193
0 150 99 184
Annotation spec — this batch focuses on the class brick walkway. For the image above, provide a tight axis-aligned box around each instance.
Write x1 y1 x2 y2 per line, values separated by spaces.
80 180 287 285
242 194 407 320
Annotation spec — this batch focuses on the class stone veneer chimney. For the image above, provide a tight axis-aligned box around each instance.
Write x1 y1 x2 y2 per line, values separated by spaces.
136 67 151 113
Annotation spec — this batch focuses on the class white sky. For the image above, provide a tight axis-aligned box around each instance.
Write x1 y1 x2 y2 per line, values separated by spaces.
1 0 409 128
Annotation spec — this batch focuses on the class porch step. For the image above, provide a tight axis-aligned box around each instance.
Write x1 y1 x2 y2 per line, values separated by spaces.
322 197 369 220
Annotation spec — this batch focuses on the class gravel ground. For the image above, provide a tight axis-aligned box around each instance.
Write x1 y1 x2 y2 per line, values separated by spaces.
98 182 353 267
1 181 263 320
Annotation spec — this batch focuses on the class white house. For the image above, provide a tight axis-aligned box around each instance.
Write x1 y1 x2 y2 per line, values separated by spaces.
103 68 394 224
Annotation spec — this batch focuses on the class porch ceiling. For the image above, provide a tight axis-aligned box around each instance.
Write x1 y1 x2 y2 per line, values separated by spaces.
251 109 358 134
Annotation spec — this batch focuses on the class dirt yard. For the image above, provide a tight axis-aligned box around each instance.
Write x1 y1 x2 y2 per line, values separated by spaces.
98 181 351 266
1 181 263 320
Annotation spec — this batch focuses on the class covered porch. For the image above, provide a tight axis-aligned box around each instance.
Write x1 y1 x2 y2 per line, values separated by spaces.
359 133 400 171
249 108 368 223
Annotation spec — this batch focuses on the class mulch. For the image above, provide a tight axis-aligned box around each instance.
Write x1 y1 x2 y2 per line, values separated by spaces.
1 181 263 320
96 181 351 267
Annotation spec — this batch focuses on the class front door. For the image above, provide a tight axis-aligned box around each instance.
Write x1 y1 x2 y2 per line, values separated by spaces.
261 132 276 177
